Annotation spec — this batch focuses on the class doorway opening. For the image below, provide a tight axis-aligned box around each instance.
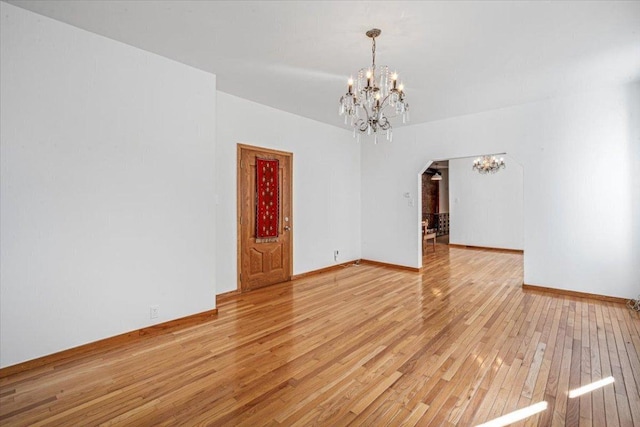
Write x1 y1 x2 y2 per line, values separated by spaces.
421 160 450 247
419 155 524 268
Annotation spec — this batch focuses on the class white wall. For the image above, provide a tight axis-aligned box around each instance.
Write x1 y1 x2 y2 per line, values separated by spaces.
449 156 523 250
362 83 640 299
215 92 360 294
0 3 217 368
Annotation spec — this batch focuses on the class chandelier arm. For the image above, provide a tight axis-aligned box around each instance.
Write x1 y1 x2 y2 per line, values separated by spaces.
378 92 396 109
378 115 392 130
359 103 373 124
355 119 368 132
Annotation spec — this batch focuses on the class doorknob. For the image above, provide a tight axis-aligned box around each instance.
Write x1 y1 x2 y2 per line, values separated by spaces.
284 225 291 231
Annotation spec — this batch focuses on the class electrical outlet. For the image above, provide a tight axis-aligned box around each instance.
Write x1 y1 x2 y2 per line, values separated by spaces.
334 250 339 261
150 305 159 319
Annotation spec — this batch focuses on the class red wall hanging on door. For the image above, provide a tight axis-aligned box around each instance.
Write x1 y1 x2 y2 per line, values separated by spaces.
255 157 279 241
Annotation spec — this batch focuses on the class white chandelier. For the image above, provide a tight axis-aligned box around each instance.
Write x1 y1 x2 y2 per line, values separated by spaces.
338 29 409 143
473 155 506 174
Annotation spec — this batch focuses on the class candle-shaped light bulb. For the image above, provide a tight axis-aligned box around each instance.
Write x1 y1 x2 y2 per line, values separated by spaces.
399 83 404 93
391 72 398 89
366 70 372 87
347 77 353 94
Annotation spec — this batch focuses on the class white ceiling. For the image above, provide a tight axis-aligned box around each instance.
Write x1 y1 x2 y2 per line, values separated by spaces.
7 1 640 129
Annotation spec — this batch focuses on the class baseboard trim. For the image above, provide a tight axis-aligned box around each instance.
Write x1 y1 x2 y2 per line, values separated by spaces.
0 308 218 379
216 290 241 304
217 260 361 302
291 260 359 280
360 259 420 273
449 244 524 254
522 284 627 304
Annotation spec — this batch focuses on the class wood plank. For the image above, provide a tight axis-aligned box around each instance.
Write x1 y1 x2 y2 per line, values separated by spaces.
596 303 621 426
578 300 593 427
589 303 606 427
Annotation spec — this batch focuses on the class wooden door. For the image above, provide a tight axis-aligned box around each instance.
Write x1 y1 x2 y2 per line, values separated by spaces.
237 144 292 291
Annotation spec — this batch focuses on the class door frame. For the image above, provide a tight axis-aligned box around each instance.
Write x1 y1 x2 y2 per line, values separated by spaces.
236 143 293 292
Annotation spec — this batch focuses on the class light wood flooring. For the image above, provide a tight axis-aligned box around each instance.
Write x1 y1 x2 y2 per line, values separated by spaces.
1 246 639 425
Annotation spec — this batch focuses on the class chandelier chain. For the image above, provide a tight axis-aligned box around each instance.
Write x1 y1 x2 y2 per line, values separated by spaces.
371 36 376 70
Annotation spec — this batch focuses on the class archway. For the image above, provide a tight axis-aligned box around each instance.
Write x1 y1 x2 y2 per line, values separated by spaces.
417 154 525 270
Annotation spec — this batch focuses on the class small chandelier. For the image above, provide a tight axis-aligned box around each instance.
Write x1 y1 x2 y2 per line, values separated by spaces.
338 28 409 143
473 155 506 174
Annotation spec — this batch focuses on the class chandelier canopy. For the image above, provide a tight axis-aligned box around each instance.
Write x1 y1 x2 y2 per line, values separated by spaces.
472 155 506 174
338 29 409 143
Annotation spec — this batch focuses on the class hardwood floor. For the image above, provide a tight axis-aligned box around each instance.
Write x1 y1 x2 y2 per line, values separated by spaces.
1 246 639 426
